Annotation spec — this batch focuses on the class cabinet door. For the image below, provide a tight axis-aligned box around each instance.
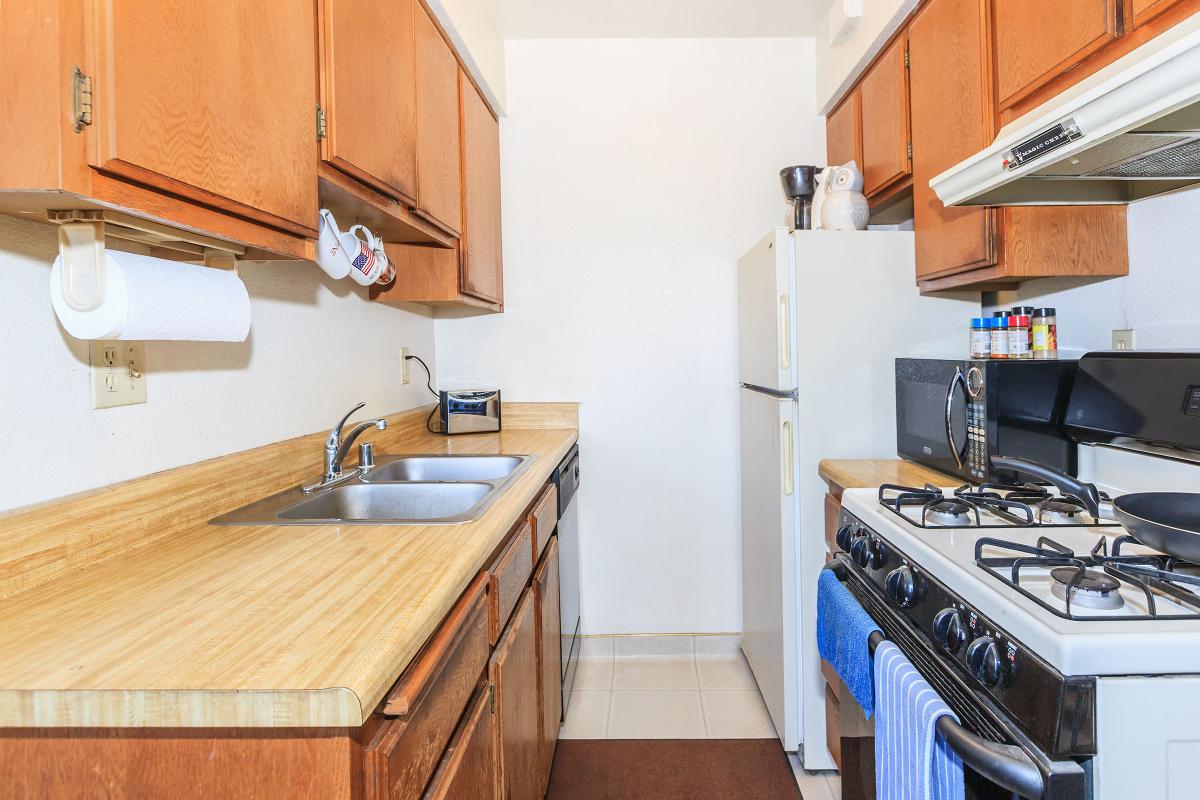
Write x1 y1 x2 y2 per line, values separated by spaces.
490 591 541 800
460 71 504 305
534 538 562 790
859 35 911 197
320 0 418 203
992 0 1121 109
91 0 318 234
1131 0 1189 26
414 4 463 236
825 91 862 169
909 0 996 279
423 684 498 800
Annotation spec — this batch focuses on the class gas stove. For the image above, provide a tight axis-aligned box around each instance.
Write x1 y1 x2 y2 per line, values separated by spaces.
877 482 1120 529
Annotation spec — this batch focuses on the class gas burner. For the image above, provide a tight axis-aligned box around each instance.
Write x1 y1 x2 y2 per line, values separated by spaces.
1050 566 1124 610
925 498 975 527
1038 497 1088 525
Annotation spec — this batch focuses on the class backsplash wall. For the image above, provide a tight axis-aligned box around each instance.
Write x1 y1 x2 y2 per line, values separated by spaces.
0 215 436 513
984 186 1200 350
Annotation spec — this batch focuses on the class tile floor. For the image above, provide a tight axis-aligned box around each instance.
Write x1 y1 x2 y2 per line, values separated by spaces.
560 635 779 741
788 755 842 800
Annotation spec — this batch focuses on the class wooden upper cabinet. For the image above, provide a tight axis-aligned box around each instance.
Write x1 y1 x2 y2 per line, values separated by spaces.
90 1 319 235
909 0 996 279
414 4 464 237
825 90 862 169
459 71 504 306
1131 0 1189 26
319 0 418 204
992 0 1121 110
859 35 911 197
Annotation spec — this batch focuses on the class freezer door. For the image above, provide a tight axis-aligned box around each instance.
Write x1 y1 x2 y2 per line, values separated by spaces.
737 228 794 392
739 387 800 750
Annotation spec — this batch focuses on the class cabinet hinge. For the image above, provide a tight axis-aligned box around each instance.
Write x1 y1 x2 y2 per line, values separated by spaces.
904 46 910 69
488 683 495 714
316 105 328 141
71 66 93 133
907 141 912 161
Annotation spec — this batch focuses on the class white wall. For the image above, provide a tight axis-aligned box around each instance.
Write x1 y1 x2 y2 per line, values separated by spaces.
985 187 1200 350
428 0 508 113
815 0 916 112
0 215 437 512
435 37 824 635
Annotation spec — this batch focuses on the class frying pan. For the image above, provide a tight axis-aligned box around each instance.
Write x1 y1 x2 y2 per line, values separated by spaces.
992 455 1200 564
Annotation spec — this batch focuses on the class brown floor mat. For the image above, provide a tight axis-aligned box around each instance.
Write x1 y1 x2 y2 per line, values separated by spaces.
546 739 804 800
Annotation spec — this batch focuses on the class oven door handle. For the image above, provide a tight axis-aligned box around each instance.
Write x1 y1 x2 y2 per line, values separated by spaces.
864 630 1045 800
945 367 968 470
823 561 1046 800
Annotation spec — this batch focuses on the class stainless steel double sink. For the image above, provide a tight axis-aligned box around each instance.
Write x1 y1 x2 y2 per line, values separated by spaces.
211 455 534 526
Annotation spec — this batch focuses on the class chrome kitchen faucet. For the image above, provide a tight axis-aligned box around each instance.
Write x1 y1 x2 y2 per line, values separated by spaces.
303 402 387 494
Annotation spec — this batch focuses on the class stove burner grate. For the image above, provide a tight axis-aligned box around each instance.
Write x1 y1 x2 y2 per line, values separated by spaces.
975 535 1200 621
878 482 1118 530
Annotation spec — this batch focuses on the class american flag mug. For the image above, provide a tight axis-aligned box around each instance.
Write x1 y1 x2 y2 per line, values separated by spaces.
315 209 394 286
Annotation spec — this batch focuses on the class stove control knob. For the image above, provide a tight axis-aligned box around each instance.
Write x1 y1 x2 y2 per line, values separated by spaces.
849 535 882 569
835 524 855 552
967 637 1004 688
884 566 916 607
932 609 965 653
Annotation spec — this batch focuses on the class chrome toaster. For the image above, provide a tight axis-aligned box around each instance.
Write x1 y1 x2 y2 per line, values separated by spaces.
438 389 502 435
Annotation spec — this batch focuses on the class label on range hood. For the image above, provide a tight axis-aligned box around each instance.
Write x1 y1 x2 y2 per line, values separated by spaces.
1003 118 1084 169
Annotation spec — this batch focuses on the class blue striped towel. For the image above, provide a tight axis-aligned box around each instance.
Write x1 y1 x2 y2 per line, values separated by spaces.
874 640 965 800
816 568 881 717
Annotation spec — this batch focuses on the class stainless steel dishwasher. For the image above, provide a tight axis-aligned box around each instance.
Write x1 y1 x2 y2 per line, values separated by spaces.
552 445 581 717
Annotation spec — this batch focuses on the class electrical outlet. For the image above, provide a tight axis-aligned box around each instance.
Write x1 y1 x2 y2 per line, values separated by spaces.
399 347 410 385
1112 329 1136 351
90 340 147 409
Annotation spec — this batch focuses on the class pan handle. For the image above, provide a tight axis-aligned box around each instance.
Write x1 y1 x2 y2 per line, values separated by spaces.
990 456 1102 518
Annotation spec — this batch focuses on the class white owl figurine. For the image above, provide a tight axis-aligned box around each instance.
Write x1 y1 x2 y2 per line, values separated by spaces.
819 162 870 231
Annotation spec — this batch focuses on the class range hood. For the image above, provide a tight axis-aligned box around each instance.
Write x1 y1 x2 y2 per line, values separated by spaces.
932 11 1200 207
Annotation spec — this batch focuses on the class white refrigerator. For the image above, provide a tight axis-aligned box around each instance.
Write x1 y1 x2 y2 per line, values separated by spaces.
736 228 974 767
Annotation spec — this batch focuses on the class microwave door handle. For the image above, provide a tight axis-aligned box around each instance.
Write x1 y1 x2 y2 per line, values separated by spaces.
945 368 967 470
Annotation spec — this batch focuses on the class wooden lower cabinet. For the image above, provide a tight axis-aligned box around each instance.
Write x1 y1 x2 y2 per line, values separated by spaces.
491 590 545 800
424 682 498 800
535 538 563 789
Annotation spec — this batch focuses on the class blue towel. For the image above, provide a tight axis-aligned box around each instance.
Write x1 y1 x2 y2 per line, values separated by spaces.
816 568 881 717
874 641 965 800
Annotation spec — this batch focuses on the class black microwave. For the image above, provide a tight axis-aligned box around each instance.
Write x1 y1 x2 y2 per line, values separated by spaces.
895 358 1078 484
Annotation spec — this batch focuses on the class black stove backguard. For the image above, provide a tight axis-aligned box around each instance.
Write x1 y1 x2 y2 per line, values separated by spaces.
1063 351 1200 463
896 358 1078 484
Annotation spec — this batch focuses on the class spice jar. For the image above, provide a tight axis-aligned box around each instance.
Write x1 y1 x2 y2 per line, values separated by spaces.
1032 308 1058 360
970 317 990 359
1008 315 1032 359
1012 306 1035 352
989 316 1010 359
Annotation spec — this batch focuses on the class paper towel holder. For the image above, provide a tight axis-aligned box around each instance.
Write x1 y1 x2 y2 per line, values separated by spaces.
48 210 247 312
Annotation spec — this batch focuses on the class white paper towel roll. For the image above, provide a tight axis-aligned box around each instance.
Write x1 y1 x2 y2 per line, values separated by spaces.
50 250 252 341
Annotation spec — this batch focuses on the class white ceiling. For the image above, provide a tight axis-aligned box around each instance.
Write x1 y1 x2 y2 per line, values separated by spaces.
488 0 824 39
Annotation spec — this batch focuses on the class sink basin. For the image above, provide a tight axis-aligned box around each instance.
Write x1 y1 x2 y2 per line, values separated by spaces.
210 453 534 526
278 482 492 522
360 455 525 483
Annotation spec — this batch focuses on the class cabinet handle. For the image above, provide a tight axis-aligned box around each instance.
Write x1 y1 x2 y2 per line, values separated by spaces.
781 420 794 496
778 294 791 370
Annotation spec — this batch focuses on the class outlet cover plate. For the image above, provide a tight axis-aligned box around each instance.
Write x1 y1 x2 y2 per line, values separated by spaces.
90 340 147 409
400 347 410 384
1112 329 1136 351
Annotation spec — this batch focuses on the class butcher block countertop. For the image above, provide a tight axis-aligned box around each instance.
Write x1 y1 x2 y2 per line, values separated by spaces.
818 458 958 495
0 404 577 729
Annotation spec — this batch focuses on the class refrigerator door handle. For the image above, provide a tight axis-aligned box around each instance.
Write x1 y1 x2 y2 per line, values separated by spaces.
740 383 799 401
780 420 794 496
778 294 791 370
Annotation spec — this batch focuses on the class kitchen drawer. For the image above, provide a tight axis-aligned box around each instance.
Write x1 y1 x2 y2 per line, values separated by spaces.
489 521 533 644
364 574 490 800
530 484 558 564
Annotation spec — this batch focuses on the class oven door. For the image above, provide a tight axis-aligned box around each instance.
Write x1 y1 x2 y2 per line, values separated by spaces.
896 358 971 481
828 557 1087 800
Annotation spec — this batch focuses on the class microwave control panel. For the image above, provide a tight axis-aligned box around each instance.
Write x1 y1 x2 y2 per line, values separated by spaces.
964 365 987 479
